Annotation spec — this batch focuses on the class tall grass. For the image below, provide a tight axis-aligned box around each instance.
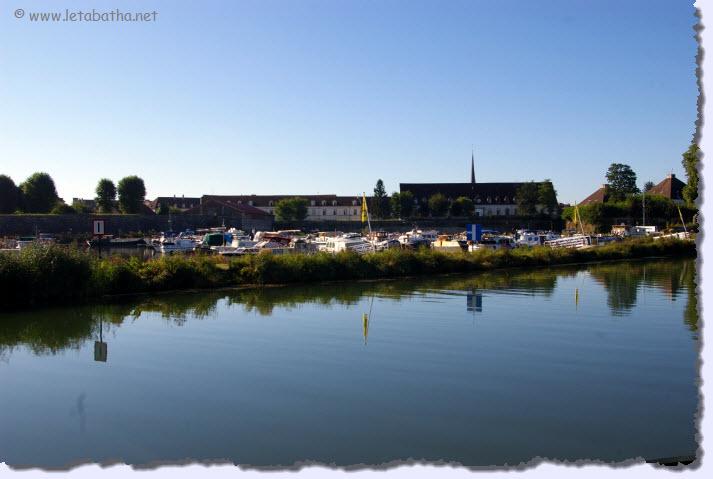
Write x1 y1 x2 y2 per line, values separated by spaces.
0 238 695 309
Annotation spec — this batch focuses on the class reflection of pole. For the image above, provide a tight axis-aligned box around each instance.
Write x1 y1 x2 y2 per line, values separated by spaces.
363 295 374 345
575 288 579 310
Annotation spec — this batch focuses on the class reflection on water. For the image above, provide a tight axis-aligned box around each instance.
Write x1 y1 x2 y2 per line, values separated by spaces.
0 259 699 467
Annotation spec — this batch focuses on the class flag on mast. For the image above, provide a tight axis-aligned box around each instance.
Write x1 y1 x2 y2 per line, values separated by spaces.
361 192 369 223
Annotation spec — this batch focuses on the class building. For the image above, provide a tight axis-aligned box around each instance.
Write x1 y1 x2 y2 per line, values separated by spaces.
195 194 365 221
146 195 201 212
183 197 274 230
648 174 686 204
580 173 687 206
399 153 555 217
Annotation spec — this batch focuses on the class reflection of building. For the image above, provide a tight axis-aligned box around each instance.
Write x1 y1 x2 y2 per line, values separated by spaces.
400 154 555 217
467 291 483 312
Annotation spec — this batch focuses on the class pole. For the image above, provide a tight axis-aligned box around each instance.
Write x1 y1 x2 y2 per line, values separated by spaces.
642 190 646 226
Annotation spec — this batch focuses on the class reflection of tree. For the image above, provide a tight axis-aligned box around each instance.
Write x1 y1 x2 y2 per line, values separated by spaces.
0 260 697 354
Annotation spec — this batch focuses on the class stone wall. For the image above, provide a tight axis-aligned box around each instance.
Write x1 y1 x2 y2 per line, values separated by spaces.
0 214 273 236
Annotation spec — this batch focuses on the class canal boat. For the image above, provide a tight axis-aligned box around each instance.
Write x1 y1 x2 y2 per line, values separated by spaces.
156 232 198 253
432 234 467 252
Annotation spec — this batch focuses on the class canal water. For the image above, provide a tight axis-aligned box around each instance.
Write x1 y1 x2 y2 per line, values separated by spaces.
0 259 699 468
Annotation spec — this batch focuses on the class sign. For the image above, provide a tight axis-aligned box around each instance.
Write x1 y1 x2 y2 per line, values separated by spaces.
94 341 107 362
466 224 482 242
467 292 483 312
93 219 105 236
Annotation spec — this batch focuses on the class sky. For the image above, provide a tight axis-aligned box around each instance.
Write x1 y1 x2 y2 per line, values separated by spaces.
0 0 699 204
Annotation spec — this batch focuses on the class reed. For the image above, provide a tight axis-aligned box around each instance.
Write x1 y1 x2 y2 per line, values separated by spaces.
0 237 696 309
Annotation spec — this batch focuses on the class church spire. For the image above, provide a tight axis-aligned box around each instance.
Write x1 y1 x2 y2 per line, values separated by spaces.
470 147 476 184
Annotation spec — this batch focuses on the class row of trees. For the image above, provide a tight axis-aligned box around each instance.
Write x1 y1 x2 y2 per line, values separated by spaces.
0 173 147 214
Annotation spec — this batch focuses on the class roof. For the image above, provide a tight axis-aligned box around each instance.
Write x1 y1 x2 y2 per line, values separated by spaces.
184 198 273 217
579 185 609 206
202 194 364 207
648 174 686 200
399 182 547 205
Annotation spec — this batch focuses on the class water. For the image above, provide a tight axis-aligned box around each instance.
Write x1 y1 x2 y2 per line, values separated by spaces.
0 259 699 468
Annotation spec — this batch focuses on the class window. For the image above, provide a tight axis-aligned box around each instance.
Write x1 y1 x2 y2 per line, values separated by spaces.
237 200 242 205
333 209 337 215
352 200 357 206
248 201 253 206
503 196 508 203
505 208 510 216
321 200 326 206
487 197 491 204
323 209 326 216
496 209 500 216
311 200 315 206
332 200 337 206
268 201 274 206
353 209 357 215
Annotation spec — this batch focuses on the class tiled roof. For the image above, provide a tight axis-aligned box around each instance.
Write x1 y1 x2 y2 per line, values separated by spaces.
579 186 608 206
648 174 686 200
202 194 363 207
399 182 547 205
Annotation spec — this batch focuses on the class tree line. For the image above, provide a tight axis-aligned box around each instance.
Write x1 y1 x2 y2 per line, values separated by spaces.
562 144 700 232
0 173 147 214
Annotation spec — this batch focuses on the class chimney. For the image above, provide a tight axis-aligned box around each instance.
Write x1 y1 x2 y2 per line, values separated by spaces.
668 173 675 179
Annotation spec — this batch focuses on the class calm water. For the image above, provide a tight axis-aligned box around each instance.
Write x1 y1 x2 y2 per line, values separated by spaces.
0 260 699 468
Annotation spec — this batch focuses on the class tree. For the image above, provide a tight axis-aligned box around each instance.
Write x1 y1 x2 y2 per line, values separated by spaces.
606 163 639 201
274 197 309 221
450 196 474 217
71 199 92 214
50 201 76 214
682 143 699 205
95 178 117 213
157 202 169 215
515 181 539 216
537 180 558 215
395 190 414 218
428 193 449 217
643 181 655 192
0 175 20 213
117 176 146 214
371 179 390 219
20 172 58 213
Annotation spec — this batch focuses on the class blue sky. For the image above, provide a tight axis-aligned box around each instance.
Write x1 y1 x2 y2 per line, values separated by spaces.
0 0 698 204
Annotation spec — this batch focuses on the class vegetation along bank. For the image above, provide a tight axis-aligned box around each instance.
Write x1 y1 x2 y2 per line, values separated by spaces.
0 238 696 309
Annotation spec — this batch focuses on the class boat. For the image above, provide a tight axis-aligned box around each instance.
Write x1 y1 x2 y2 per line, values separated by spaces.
544 234 592 249
156 232 197 253
398 229 438 248
86 236 147 248
514 230 560 247
432 234 467 252
468 235 515 251
323 235 375 254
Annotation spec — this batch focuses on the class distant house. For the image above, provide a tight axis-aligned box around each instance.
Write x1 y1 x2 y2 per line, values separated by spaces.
647 174 686 204
579 173 687 206
197 194 365 221
146 195 201 212
73 197 155 215
579 185 609 206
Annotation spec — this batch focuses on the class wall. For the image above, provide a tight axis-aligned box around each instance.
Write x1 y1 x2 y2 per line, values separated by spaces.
0 214 273 236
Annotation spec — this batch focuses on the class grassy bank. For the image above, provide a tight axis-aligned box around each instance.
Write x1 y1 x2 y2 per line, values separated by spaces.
0 238 696 309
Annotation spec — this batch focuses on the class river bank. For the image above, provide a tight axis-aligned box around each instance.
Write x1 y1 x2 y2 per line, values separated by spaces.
0 237 696 309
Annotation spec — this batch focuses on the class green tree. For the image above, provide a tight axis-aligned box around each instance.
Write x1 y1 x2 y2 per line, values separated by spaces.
157 202 169 215
515 181 539 216
117 176 146 214
398 191 414 218
428 193 449 217
537 180 559 215
20 172 59 213
390 192 401 218
95 178 117 213
643 181 655 192
71 199 92 214
50 201 76 214
371 179 390 218
274 197 309 221
606 163 639 201
0 175 20 214
450 196 474 217
681 143 699 205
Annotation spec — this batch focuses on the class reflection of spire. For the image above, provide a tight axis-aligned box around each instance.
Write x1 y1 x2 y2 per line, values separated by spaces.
575 288 579 310
363 295 374 345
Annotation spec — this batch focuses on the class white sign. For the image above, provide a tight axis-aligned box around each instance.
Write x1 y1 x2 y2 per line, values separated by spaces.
93 220 105 235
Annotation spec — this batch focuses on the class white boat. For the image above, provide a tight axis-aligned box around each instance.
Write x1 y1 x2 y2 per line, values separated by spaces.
514 230 560 247
157 232 197 253
398 229 438 248
323 235 375 254
468 235 515 251
544 234 592 249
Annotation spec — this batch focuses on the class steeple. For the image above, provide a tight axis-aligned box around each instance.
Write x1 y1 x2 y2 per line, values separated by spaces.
470 147 476 184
